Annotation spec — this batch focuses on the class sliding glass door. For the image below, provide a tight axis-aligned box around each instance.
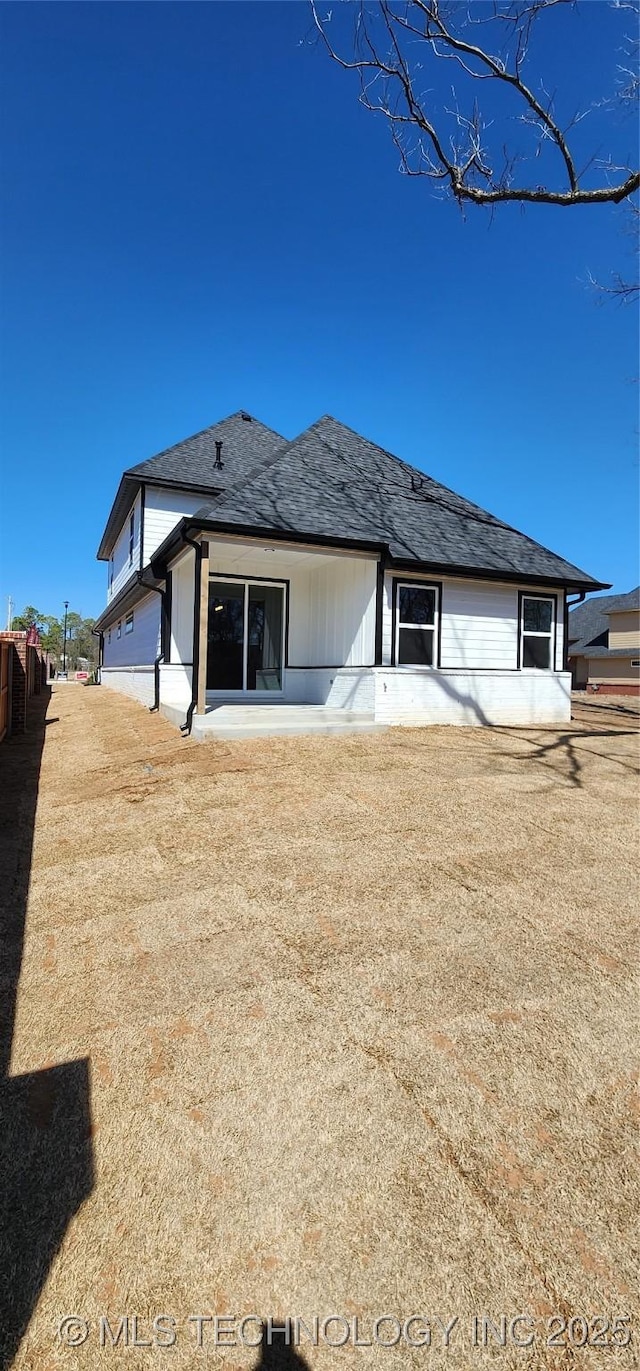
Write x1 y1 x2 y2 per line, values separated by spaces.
207 579 285 693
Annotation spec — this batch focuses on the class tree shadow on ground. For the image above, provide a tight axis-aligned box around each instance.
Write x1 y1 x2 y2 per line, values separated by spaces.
253 1323 311 1369
0 689 93 1370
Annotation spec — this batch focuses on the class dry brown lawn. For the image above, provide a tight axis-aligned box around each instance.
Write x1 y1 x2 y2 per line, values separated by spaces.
1 684 638 1370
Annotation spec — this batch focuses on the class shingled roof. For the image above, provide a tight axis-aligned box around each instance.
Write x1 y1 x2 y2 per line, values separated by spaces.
184 415 603 588
97 412 287 559
568 586 640 657
99 408 606 589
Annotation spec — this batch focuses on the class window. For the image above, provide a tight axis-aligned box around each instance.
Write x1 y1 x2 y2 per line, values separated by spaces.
109 557 114 589
520 595 555 669
129 510 135 565
117 620 122 639
207 578 285 692
108 627 111 644
394 582 439 666
632 659 640 668
125 611 134 635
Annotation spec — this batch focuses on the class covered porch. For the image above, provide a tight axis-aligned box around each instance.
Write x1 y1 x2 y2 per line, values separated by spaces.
157 531 381 729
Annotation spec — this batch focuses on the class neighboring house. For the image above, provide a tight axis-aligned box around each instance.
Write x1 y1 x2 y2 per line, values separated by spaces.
93 411 607 736
568 587 640 695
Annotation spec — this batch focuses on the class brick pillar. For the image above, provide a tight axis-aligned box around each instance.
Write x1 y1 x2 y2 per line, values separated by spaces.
0 632 28 733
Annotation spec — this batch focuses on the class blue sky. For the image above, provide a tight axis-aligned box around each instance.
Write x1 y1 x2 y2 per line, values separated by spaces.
1 1 638 622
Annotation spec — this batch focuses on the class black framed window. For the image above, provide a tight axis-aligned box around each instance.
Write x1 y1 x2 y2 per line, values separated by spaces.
129 510 135 565
125 611 134 635
395 582 439 666
520 595 555 669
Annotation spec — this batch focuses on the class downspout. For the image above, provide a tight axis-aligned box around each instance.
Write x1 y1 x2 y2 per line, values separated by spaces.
181 533 203 736
137 572 167 713
565 590 586 672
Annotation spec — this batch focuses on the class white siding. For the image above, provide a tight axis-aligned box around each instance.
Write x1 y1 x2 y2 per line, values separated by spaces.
102 593 161 667
170 551 196 664
143 486 210 564
298 556 377 667
383 572 564 672
107 490 142 601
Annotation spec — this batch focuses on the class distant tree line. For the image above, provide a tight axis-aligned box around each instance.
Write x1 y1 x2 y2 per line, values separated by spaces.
10 606 97 670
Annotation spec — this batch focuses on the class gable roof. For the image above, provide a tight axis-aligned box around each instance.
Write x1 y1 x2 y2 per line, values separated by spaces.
97 411 287 559
568 586 640 656
180 415 604 589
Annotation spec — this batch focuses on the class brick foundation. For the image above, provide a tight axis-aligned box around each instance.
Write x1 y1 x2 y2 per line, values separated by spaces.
587 682 640 696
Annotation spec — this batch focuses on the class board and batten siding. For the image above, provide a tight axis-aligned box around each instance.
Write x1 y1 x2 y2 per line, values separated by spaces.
102 592 161 668
107 490 142 602
382 571 565 672
170 551 196 665
143 486 211 565
299 555 377 667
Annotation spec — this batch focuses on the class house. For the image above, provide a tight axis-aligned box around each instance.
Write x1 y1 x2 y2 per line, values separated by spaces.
568 587 640 695
93 411 607 736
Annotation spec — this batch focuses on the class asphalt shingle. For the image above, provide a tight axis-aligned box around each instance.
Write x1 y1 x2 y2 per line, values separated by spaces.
194 415 602 586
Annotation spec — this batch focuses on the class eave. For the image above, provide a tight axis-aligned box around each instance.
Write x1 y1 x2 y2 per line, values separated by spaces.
92 569 164 634
149 516 610 595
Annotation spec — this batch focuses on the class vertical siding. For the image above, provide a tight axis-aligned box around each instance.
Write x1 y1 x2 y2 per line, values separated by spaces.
383 571 563 672
102 592 161 667
301 556 377 666
170 552 196 663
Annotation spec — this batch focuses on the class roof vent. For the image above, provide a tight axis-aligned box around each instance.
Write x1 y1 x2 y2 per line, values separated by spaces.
214 440 224 470
241 412 252 422
411 474 423 492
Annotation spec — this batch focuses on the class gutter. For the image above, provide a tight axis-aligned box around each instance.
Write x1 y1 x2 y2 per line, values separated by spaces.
181 533 203 736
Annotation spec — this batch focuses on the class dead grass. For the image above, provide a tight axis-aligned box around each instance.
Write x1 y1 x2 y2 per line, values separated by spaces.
1 685 639 1369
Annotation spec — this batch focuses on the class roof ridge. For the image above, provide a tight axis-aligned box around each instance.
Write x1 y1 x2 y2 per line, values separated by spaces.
125 410 285 476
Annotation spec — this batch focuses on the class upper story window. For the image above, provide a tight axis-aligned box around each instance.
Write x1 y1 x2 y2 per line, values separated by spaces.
117 620 122 639
394 581 440 666
129 510 135 566
125 611 134 635
520 595 555 669
109 557 114 589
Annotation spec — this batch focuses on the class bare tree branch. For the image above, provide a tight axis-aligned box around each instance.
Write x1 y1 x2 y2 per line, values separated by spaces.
310 0 640 208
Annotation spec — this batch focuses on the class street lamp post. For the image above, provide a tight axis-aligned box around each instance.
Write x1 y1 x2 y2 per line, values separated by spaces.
62 601 69 676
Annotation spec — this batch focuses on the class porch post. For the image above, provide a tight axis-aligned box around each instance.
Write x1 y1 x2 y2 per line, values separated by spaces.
196 541 209 714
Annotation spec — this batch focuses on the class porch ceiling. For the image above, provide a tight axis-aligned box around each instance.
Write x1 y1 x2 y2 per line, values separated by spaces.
203 535 371 572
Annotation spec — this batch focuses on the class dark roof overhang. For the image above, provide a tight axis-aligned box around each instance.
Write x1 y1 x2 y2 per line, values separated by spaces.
92 569 165 634
389 556 610 593
149 517 611 595
149 517 384 577
96 475 226 561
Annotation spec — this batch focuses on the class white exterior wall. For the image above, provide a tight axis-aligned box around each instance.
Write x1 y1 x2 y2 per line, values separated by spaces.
374 668 571 726
285 668 376 709
100 667 156 708
382 571 565 672
170 550 196 664
107 490 142 602
143 486 211 564
296 556 377 667
102 592 160 667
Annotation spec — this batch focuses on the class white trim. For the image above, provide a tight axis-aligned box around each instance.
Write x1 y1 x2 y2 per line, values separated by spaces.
395 580 440 668
520 593 555 671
